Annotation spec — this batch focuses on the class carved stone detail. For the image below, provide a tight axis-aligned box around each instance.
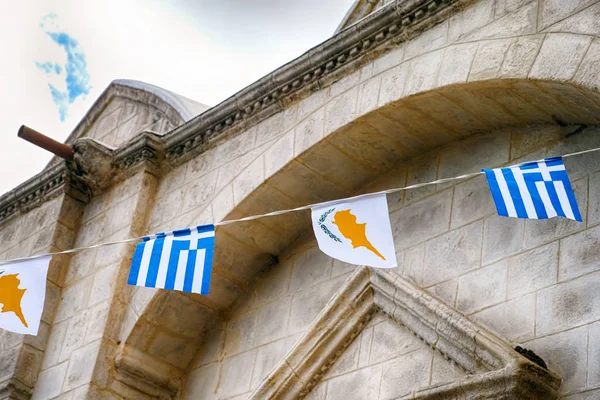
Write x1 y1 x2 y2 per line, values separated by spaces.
250 268 561 399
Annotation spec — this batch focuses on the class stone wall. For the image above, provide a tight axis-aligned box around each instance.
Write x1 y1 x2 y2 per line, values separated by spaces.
180 124 600 399
1 0 600 398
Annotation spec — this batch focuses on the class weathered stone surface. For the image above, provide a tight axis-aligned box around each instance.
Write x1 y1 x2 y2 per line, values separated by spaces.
437 43 478 87
529 33 592 80
589 321 600 388
559 224 600 281
390 189 452 250
469 39 512 81
507 242 558 299
369 318 422 364
423 221 483 286
574 38 600 89
545 2 600 37
183 363 219 400
501 35 544 78
219 350 257 399
457 260 507 314
451 175 495 229
482 216 524 265
526 325 588 394
472 293 535 342
31 362 68 400
326 365 382 400
536 271 600 336
379 349 432 399
539 0 597 30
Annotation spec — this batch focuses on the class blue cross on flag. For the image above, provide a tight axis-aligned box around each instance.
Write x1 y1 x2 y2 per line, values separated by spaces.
482 157 582 221
128 224 215 295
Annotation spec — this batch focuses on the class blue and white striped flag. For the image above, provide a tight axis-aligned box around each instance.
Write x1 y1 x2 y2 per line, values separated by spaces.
483 157 582 221
127 225 215 295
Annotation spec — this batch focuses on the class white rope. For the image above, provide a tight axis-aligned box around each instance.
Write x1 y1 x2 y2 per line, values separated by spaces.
1 146 598 266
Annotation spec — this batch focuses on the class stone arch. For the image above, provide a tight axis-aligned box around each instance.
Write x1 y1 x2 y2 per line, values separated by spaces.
112 29 600 397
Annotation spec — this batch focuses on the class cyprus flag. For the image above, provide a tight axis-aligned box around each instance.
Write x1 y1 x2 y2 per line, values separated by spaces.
311 194 397 268
0 256 51 335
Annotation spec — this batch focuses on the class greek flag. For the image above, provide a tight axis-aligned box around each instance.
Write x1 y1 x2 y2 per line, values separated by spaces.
483 157 582 221
127 225 215 295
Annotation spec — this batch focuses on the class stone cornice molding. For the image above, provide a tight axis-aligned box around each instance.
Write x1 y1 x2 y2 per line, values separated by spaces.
250 268 561 399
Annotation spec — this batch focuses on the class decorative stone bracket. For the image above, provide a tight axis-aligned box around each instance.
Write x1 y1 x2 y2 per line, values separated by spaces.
251 268 561 399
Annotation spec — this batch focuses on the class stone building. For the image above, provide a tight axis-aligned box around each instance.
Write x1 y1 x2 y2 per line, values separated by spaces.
1 0 600 398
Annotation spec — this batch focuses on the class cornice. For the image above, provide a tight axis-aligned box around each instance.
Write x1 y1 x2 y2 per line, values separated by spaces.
0 0 472 224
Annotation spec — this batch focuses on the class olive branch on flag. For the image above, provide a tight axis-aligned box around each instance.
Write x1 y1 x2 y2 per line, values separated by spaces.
318 208 342 243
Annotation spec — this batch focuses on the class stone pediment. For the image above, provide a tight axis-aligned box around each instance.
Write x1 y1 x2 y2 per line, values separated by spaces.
250 267 561 399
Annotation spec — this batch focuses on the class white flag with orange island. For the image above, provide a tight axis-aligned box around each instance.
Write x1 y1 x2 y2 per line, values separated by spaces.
311 194 397 268
0 256 50 335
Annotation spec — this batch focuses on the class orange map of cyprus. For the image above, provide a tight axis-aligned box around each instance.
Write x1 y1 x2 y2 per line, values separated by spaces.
0 273 28 328
332 209 386 260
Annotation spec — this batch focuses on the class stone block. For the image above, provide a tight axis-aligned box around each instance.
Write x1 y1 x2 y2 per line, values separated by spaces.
322 334 360 380
232 155 265 205
85 303 110 344
357 325 373 368
148 331 197 369
482 216 524 265
438 130 510 180
184 363 219 400
536 270 600 336
224 308 257 356
400 243 425 285
330 71 360 99
215 144 267 191
326 364 382 400
526 325 588 394
468 39 512 81
390 189 452 251
457 260 507 314
251 335 299 389
181 170 218 214
544 3 600 37
218 350 257 399
31 362 68 400
404 153 439 206
88 263 118 307
42 320 67 369
464 2 537 42
192 325 224 369
405 20 448 60
294 108 325 157
590 321 600 387
437 43 478 87
472 293 535 342
372 45 405 76
529 33 592 80
430 350 465 386
289 246 333 293
377 63 408 107
357 76 381 116
211 184 234 223
427 278 457 307
574 38 600 90
63 340 101 392
264 130 294 177
369 317 422 364
447 0 494 42
404 51 443 96
54 276 94 323
288 275 348 334
500 35 544 79
507 242 558 299
451 175 495 229
589 171 600 226
254 297 291 347
59 310 90 363
379 349 432 399
422 221 483 286
560 224 600 281
254 261 292 306
563 388 600 400
324 87 358 134
539 0 597 30
524 177 587 249
256 112 285 146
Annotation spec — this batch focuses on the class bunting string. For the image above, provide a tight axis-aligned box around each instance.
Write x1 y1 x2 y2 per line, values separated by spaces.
1 146 599 267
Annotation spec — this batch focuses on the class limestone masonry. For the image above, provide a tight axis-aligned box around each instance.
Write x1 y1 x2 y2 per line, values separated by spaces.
1 0 600 399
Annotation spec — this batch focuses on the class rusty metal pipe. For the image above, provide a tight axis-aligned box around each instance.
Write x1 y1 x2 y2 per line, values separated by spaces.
17 125 74 161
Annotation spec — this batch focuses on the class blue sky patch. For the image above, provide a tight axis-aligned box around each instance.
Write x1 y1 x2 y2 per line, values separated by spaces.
35 15 91 121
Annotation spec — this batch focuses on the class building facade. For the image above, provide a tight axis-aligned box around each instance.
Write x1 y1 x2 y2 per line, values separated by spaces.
1 0 600 398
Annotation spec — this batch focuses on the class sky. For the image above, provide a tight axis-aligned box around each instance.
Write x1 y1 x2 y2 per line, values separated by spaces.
0 0 355 194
